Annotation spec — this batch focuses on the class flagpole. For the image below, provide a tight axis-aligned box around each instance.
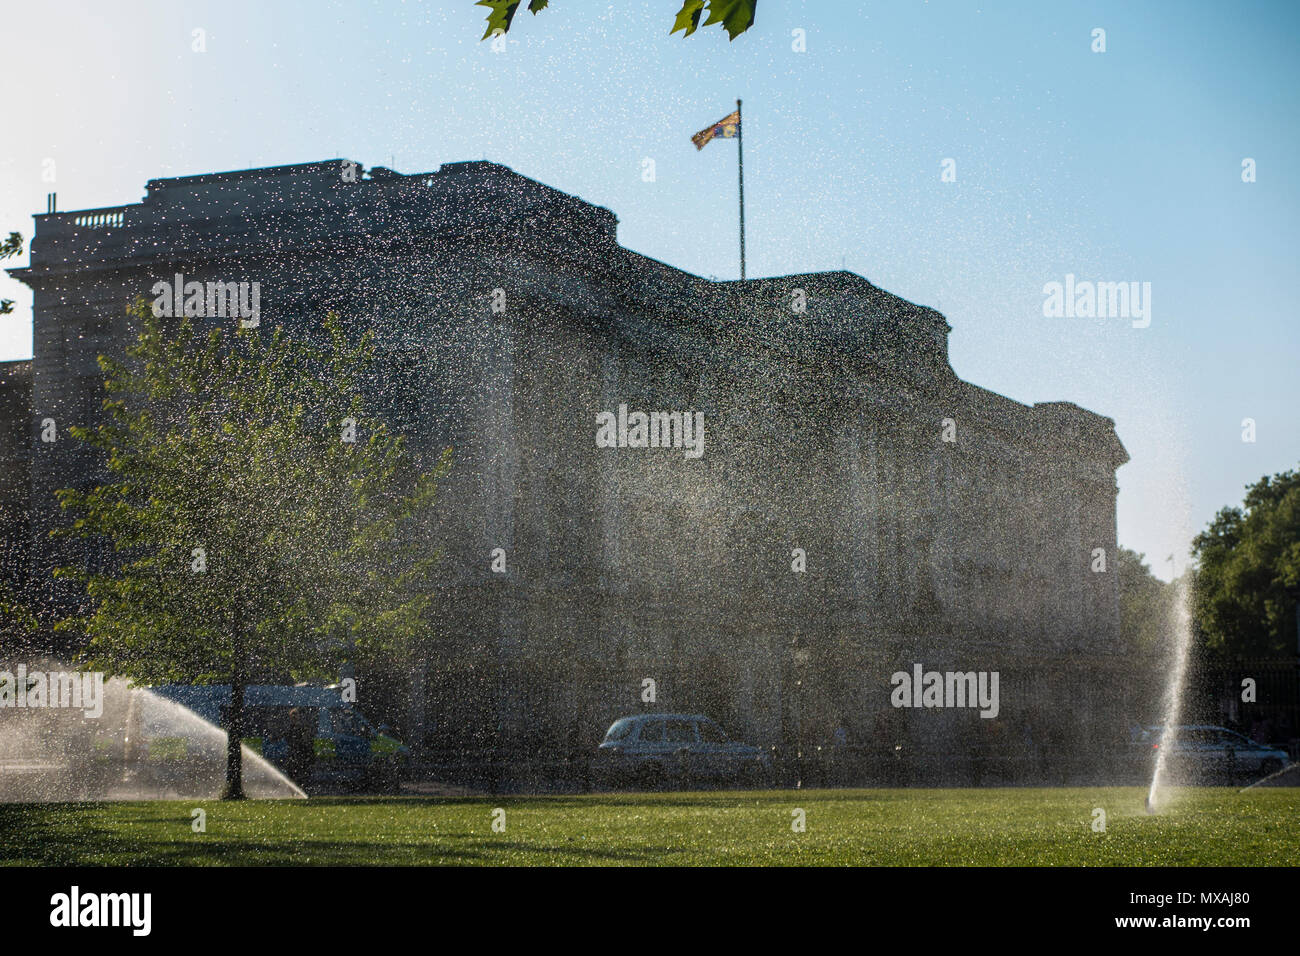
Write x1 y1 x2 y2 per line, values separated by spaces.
736 98 746 280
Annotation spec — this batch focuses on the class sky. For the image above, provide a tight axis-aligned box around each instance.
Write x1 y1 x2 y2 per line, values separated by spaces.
1 0 1297 579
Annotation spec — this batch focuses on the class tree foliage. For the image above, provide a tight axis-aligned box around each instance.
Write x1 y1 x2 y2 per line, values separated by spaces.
52 301 450 793
1117 547 1178 655
670 0 757 39
476 0 757 41
1192 467 1300 657
1 231 23 315
0 581 41 653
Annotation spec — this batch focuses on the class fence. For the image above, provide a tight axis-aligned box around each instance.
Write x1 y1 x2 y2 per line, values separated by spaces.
1184 657 1300 759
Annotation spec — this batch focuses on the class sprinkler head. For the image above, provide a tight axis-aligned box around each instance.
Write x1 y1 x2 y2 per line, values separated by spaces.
1145 795 1154 814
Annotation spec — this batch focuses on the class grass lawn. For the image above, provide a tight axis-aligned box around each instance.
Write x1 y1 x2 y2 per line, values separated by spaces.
1 787 1294 866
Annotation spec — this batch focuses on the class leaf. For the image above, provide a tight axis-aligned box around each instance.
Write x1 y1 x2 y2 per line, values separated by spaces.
51 299 451 689
702 0 757 40
671 0 706 37
476 0 545 40
479 0 754 41
476 0 523 40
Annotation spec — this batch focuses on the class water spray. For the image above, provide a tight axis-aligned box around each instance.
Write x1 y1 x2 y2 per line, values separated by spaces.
1146 578 1193 813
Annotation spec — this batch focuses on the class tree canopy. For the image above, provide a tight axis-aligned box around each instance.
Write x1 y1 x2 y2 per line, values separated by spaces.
52 301 450 795
1192 467 1300 657
1117 546 1178 655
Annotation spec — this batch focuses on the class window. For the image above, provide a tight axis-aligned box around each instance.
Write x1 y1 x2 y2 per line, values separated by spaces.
330 708 371 738
604 719 634 742
698 720 728 743
664 720 697 744
637 720 664 743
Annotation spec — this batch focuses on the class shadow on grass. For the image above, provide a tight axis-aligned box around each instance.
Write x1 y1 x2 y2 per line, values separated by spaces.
0 801 691 866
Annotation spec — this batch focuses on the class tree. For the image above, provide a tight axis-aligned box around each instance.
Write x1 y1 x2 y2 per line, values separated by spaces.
476 0 758 41
53 302 451 798
0 581 41 653
1117 547 1178 655
1192 467 1300 658
1 232 23 314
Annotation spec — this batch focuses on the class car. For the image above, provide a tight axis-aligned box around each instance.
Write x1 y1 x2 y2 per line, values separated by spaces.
1133 724 1289 779
594 713 770 789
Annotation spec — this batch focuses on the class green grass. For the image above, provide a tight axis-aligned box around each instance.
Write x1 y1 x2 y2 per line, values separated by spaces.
1 787 1295 866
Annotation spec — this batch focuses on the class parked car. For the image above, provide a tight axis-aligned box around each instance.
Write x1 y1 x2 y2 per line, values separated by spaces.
1133 724 1289 779
594 713 770 789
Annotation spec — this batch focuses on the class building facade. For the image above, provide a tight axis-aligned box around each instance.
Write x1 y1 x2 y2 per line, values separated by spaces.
5 160 1130 782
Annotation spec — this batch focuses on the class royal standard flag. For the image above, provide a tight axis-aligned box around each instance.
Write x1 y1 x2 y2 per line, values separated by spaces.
692 110 740 150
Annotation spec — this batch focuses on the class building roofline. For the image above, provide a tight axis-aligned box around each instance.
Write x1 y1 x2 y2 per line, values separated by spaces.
142 159 355 190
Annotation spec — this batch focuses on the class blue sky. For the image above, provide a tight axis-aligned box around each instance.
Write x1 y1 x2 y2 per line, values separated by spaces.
2 0 1297 578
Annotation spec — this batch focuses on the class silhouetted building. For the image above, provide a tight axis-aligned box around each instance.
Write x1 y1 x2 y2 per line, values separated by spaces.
6 160 1130 783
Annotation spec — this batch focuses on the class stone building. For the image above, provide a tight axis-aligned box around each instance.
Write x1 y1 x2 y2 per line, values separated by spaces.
5 160 1130 782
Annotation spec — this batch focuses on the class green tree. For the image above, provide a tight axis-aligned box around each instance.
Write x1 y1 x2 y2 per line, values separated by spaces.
1192 467 1300 658
53 302 450 798
1117 546 1177 654
476 0 757 41
1 232 23 314
0 581 41 653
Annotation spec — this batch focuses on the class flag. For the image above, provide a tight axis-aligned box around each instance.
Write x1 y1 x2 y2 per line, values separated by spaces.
692 110 740 150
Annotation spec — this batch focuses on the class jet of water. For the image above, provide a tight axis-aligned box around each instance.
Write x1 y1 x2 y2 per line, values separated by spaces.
0 663 305 801
1146 579 1192 813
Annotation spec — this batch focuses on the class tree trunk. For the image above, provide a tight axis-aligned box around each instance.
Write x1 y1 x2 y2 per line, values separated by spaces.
221 643 247 800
